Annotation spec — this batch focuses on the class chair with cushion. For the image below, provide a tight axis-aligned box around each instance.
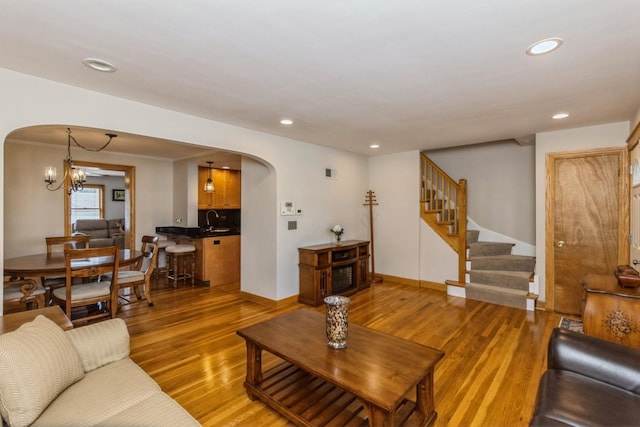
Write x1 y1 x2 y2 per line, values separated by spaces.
102 235 159 309
3 277 46 312
165 244 196 287
42 235 92 304
52 246 120 326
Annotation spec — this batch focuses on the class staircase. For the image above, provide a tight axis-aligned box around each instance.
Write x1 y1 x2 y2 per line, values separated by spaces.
420 153 537 310
464 230 537 310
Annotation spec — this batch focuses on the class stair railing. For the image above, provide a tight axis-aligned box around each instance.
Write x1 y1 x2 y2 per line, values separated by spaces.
420 153 467 282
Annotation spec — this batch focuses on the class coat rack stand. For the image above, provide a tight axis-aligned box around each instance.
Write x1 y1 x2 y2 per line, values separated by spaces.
364 190 382 283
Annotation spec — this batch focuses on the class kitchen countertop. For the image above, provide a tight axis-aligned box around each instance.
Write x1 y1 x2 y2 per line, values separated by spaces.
156 226 240 239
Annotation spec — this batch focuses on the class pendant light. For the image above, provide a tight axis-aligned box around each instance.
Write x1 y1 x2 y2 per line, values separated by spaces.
204 161 215 193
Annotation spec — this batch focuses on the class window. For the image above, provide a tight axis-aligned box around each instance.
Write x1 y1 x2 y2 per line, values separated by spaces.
70 185 104 225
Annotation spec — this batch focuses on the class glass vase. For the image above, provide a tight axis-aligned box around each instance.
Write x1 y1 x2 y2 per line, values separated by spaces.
324 295 350 349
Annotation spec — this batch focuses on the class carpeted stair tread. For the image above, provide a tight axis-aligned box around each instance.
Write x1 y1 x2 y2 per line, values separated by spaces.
468 270 531 291
470 254 535 272
467 230 480 244
466 282 528 309
468 241 514 257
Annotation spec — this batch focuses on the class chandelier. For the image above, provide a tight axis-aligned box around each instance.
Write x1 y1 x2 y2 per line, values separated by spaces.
44 128 118 195
204 161 215 193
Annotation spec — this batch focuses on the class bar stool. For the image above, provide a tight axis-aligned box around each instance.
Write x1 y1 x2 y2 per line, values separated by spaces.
154 239 176 279
165 244 196 287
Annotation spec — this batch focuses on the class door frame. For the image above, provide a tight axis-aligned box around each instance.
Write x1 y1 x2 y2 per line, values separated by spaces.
545 147 629 312
63 160 136 250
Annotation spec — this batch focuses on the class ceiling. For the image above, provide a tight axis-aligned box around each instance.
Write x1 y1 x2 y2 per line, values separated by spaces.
2 0 640 158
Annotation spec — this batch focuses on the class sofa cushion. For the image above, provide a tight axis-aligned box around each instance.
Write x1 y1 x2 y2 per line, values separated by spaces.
31 358 161 427
0 315 85 427
96 391 200 426
74 219 110 238
65 318 130 372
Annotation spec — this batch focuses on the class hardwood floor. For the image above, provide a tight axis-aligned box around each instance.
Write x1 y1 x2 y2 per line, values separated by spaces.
118 278 563 426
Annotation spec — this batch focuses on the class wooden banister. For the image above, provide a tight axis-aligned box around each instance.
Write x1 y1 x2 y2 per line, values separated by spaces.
420 153 467 282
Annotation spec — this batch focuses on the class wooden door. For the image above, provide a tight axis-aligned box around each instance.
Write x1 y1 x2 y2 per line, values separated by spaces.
546 148 628 315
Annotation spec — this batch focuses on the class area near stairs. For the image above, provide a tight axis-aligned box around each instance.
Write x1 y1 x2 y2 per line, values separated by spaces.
420 153 537 311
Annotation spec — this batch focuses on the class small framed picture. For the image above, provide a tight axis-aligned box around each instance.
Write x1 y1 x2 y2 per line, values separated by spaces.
112 189 125 201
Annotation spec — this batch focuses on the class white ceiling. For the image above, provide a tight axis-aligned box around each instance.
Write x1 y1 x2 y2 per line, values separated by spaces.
2 0 640 158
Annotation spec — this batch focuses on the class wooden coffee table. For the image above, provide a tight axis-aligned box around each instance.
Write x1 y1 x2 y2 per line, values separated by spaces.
237 309 444 426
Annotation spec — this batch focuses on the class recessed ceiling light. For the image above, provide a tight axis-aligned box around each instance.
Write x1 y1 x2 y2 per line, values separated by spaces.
222 166 230 169
280 119 294 125
369 144 380 149
552 112 570 120
526 37 563 56
82 58 117 72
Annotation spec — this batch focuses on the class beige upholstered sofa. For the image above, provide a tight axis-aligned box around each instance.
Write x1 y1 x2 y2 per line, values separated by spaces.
73 219 125 248
0 316 200 427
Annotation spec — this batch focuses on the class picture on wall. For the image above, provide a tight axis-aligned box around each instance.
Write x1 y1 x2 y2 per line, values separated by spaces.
112 189 125 201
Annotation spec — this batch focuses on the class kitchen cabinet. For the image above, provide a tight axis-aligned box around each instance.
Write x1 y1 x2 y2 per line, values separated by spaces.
298 240 370 306
194 235 240 286
198 167 241 209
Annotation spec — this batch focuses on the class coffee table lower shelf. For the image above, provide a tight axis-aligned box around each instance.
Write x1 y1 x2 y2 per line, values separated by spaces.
245 361 429 427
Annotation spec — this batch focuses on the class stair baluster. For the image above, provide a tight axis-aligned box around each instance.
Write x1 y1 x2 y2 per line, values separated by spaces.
420 153 467 282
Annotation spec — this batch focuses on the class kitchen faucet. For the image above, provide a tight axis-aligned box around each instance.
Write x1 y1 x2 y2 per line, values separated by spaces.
206 210 219 229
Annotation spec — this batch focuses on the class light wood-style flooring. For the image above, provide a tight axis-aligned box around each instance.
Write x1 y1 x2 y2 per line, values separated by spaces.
118 278 563 426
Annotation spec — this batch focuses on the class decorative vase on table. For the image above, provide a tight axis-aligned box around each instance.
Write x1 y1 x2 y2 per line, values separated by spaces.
331 225 344 244
324 295 350 349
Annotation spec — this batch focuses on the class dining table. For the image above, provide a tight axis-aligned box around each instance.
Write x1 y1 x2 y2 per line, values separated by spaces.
4 248 142 279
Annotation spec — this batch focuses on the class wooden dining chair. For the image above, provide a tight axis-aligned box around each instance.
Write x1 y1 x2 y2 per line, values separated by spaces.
3 277 46 313
42 235 92 305
51 246 120 326
102 235 159 310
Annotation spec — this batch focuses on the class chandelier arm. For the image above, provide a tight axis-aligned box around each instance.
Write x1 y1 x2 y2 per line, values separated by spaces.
69 133 115 152
67 127 116 152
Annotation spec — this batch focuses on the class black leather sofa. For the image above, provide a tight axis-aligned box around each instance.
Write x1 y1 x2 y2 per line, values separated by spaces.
530 327 640 426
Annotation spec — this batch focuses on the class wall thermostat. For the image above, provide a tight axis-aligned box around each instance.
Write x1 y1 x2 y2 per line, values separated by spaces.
281 201 296 216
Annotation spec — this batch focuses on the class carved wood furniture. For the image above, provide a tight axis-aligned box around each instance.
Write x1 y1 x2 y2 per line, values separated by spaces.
102 235 159 309
52 246 120 326
581 273 640 349
298 240 370 306
237 309 444 426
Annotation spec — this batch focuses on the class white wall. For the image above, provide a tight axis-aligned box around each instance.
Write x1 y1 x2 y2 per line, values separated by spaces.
535 121 629 302
0 68 369 309
86 175 126 220
369 151 423 280
426 140 536 244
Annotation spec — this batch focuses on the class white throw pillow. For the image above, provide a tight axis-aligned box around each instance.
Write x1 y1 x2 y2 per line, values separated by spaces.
0 315 85 427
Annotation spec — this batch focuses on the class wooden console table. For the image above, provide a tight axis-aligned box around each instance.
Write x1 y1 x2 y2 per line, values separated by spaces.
237 309 444 426
298 240 370 306
581 273 640 349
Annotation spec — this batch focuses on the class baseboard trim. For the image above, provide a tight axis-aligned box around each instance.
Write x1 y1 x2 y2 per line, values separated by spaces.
377 274 446 292
377 274 420 287
238 291 299 309
420 280 447 291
